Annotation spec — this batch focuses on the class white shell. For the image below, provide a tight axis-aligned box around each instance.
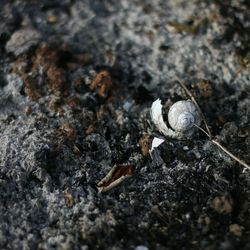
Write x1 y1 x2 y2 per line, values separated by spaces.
151 99 201 139
150 99 176 138
168 100 201 135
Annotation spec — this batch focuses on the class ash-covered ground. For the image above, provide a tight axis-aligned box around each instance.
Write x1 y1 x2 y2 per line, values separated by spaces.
0 0 250 249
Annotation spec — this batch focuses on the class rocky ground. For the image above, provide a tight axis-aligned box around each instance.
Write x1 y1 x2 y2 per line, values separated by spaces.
0 0 250 249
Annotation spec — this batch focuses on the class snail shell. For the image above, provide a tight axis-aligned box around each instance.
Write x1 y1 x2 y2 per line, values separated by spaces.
168 100 201 136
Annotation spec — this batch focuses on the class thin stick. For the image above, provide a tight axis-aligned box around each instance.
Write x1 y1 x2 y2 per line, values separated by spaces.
176 77 212 138
195 124 250 170
177 77 250 170
194 124 210 137
211 139 250 170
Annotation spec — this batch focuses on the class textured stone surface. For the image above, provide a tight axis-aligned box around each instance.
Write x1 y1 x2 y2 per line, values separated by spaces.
6 28 41 56
0 0 250 249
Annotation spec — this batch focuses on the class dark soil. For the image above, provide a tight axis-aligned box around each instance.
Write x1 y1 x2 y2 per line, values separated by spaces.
0 0 250 249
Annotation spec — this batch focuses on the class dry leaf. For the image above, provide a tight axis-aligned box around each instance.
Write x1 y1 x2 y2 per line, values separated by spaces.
97 165 135 193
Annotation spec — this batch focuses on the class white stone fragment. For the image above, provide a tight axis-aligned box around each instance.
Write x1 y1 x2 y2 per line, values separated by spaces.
151 137 165 150
149 137 165 159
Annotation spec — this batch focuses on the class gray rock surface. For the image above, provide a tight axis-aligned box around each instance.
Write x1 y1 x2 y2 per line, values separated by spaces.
6 28 41 56
0 0 250 249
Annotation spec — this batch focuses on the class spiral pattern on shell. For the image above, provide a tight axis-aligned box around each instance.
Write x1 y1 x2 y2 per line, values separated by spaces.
168 100 201 134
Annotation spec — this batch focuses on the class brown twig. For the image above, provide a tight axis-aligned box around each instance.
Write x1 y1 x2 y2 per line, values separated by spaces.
177 77 250 170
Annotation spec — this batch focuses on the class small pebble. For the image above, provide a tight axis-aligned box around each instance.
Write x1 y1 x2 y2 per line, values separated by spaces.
5 73 23 97
6 28 41 56
229 224 244 237
135 246 149 250
210 194 234 214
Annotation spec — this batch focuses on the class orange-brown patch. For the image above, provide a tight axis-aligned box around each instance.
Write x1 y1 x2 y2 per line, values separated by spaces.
139 135 151 157
85 125 95 135
58 123 77 141
12 44 68 100
63 188 74 208
90 70 112 98
47 65 67 93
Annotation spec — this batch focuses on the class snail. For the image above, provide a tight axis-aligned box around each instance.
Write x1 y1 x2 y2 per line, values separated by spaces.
151 99 201 139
